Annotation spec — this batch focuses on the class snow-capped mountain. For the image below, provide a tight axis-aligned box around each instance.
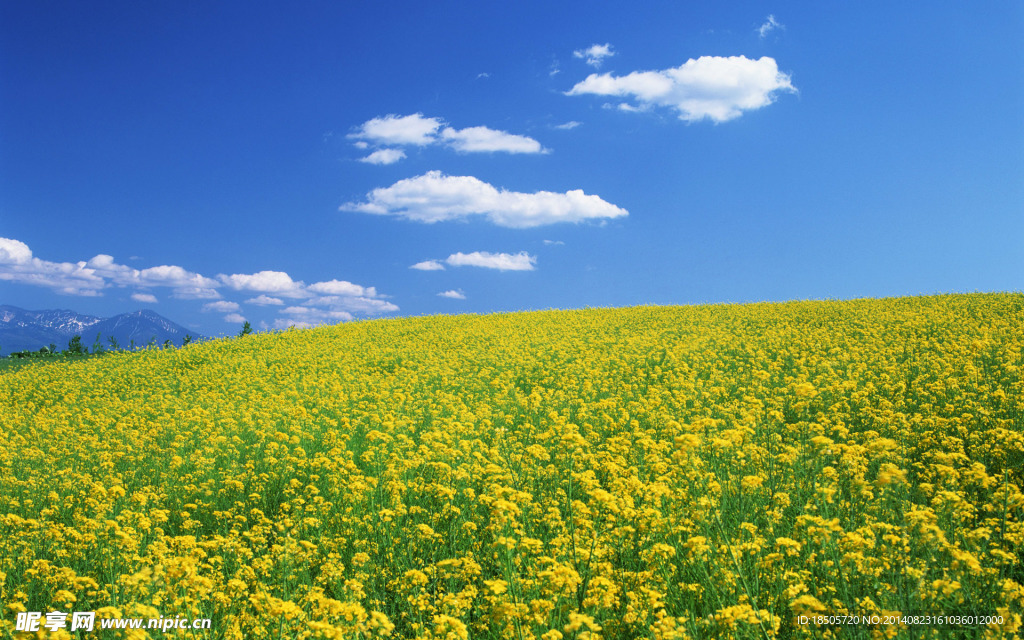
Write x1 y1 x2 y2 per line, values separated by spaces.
0 305 205 354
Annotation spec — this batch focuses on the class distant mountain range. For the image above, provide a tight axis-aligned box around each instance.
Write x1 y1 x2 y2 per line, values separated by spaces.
0 305 206 355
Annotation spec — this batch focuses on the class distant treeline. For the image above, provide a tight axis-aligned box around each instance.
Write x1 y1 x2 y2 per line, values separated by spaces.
4 332 196 359
4 322 254 359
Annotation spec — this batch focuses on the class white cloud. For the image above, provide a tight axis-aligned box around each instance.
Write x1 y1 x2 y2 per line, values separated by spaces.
554 121 582 130
173 287 221 300
567 55 796 123
307 279 376 297
574 43 615 68
349 113 443 146
0 238 32 264
0 236 394 317
410 260 446 271
224 313 247 324
543 239 565 246
218 270 305 296
273 318 315 330
334 296 398 314
359 148 407 165
203 300 241 313
438 289 466 299
440 126 546 154
280 305 355 325
445 251 536 271
341 171 628 228
138 265 220 290
246 294 284 306
758 15 784 39
350 114 545 158
0 237 106 296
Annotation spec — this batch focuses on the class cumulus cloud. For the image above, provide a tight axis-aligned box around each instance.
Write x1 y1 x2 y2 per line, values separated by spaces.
438 289 466 299
224 313 247 324
758 15 784 39
203 300 241 313
341 171 628 228
349 113 442 146
349 114 545 159
0 237 106 296
574 43 615 68
359 148 407 165
0 236 397 318
410 260 446 271
218 270 305 297
440 126 546 154
246 295 284 306
138 265 219 290
307 279 376 297
445 251 536 271
0 238 32 264
566 55 796 123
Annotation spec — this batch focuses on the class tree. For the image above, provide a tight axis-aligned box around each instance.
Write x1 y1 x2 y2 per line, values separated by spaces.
65 335 84 355
183 334 193 346
239 321 253 337
91 333 105 355
107 336 120 351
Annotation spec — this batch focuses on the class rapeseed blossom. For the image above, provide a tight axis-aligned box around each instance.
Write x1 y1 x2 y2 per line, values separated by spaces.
0 293 1021 638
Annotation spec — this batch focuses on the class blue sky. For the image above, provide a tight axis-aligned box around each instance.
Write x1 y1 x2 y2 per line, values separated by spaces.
1 1 1021 338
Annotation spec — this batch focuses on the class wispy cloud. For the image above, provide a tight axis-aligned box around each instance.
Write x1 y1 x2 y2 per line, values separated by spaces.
410 260 446 271
445 251 536 271
554 121 582 130
359 148 406 165
279 306 354 325
341 171 628 228
202 300 241 313
567 55 796 123
758 15 784 39
574 43 615 68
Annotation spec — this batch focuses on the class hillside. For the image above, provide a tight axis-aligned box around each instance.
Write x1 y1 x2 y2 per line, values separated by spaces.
0 293 1021 639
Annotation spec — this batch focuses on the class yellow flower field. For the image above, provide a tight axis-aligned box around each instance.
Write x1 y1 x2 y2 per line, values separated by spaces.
1 293 1022 639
